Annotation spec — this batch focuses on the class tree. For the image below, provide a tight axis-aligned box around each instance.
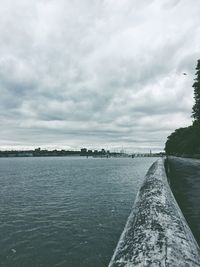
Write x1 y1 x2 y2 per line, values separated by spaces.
165 59 200 155
192 59 200 123
165 126 200 155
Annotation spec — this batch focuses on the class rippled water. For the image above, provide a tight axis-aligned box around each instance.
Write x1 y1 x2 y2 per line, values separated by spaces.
0 157 156 267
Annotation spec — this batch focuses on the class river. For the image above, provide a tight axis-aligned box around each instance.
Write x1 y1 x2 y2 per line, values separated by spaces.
0 157 156 267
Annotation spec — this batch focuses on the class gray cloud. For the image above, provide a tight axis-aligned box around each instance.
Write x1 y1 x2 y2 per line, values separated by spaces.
0 0 200 152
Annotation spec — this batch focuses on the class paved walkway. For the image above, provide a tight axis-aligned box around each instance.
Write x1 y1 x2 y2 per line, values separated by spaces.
168 157 200 246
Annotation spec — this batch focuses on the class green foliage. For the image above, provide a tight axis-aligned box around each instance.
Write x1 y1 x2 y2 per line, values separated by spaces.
165 59 200 155
165 125 200 155
192 59 200 122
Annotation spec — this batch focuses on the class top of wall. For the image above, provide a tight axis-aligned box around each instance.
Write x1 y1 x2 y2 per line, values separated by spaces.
108 159 200 267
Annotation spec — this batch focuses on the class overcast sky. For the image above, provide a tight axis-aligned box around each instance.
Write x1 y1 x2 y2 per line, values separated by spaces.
0 0 200 152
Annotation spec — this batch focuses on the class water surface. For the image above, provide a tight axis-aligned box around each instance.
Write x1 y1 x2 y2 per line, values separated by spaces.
0 157 156 267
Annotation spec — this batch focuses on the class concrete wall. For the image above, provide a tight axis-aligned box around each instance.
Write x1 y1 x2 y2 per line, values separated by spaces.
108 159 200 267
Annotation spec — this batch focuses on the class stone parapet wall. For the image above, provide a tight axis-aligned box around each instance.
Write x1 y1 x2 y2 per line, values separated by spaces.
108 159 200 267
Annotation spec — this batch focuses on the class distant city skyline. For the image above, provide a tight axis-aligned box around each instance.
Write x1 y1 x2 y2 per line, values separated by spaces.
0 0 200 152
0 145 157 154
0 147 163 158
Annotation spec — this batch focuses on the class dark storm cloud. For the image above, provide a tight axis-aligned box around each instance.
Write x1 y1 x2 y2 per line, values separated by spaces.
0 0 200 151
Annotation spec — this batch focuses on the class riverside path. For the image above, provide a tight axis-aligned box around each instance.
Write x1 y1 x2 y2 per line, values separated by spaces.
168 156 200 246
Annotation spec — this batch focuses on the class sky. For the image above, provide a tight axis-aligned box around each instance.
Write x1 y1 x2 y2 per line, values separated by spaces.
0 0 200 152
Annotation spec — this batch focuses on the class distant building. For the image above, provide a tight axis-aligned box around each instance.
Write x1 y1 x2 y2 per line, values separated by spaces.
80 148 87 156
81 148 87 153
101 149 106 154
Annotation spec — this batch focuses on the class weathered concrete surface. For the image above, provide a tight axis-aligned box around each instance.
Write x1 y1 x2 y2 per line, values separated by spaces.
108 159 200 267
167 156 200 246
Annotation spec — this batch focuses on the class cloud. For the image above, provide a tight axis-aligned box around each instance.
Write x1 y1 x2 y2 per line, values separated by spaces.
0 0 200 151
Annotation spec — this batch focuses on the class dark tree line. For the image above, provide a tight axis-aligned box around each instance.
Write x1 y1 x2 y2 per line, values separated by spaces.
192 59 200 122
165 59 200 155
